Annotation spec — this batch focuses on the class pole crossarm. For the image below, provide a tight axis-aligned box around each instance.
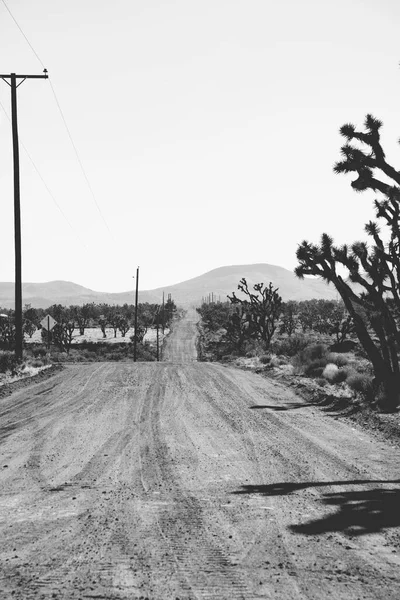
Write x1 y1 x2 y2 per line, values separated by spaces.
0 74 48 79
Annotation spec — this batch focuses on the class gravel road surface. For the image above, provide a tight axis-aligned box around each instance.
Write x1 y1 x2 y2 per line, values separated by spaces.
1 309 400 599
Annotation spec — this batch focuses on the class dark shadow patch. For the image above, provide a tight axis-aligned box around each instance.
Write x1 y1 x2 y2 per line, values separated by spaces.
250 402 314 411
290 487 400 536
232 479 400 536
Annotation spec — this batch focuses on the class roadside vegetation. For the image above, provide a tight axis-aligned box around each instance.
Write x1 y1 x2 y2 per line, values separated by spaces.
198 113 400 415
197 293 375 410
0 299 178 380
296 114 400 413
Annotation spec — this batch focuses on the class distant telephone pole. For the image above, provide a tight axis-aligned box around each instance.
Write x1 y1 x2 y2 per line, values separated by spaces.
162 291 165 334
133 266 139 362
0 71 48 361
156 307 160 362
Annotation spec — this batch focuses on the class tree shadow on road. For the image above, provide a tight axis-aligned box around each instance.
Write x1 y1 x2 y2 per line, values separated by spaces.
232 480 400 536
249 402 315 411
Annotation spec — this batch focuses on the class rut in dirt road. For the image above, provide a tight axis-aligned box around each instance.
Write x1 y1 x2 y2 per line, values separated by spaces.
1 309 400 599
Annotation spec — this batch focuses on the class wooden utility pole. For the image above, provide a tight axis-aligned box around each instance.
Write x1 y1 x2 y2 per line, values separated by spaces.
156 307 160 362
0 71 48 361
133 266 139 362
162 291 165 334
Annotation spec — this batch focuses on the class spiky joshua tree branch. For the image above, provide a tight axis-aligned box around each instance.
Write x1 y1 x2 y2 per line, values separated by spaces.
296 115 400 412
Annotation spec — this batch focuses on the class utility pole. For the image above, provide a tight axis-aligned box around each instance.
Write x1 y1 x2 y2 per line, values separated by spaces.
133 266 139 362
162 291 165 334
156 307 160 362
1 71 48 361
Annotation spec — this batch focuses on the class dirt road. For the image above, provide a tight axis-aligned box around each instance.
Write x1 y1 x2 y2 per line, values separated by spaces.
1 309 400 599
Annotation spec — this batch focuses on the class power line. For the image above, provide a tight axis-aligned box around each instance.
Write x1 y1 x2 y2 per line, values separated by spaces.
0 97 87 249
1 0 46 69
1 0 114 239
48 79 113 238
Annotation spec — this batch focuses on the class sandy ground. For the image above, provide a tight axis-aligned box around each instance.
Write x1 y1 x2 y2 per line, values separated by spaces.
0 309 400 599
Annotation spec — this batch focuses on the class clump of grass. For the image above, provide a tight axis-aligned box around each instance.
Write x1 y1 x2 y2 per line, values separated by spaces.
302 344 327 361
323 363 338 381
326 352 349 367
259 354 272 365
346 372 374 396
292 343 329 377
303 358 328 377
32 346 47 359
0 350 18 373
273 334 309 357
322 363 348 384
28 358 46 368
81 349 98 361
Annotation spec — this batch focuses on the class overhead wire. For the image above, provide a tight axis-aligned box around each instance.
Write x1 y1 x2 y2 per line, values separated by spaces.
47 79 113 237
1 0 114 239
1 0 46 69
0 97 88 249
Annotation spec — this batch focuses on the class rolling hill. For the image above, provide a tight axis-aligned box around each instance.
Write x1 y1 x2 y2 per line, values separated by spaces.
153 264 340 305
0 263 339 309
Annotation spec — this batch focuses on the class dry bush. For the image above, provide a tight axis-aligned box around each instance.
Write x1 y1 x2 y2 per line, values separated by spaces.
326 352 349 367
259 354 272 365
272 334 309 357
0 350 18 373
292 343 329 376
323 363 339 381
32 358 46 368
346 372 374 397
322 363 348 384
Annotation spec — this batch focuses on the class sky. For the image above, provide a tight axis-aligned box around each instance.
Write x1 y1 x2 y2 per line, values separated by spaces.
1 0 400 293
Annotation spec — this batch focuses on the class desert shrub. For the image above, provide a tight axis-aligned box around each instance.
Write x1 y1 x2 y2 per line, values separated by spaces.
322 363 338 381
29 358 45 368
269 356 282 368
138 346 157 361
273 334 309 357
32 346 47 358
303 358 328 378
347 373 374 397
335 370 348 383
326 352 349 367
322 363 348 384
302 343 327 362
81 350 97 361
259 354 272 364
0 350 18 373
292 343 329 376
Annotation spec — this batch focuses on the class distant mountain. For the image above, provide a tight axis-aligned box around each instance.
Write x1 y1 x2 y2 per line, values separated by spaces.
151 264 339 305
0 281 159 309
0 263 339 309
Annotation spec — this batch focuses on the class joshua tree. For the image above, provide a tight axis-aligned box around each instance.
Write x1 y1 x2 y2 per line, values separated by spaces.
279 301 299 337
295 114 400 412
118 316 130 338
225 305 251 352
71 303 94 336
228 279 282 349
